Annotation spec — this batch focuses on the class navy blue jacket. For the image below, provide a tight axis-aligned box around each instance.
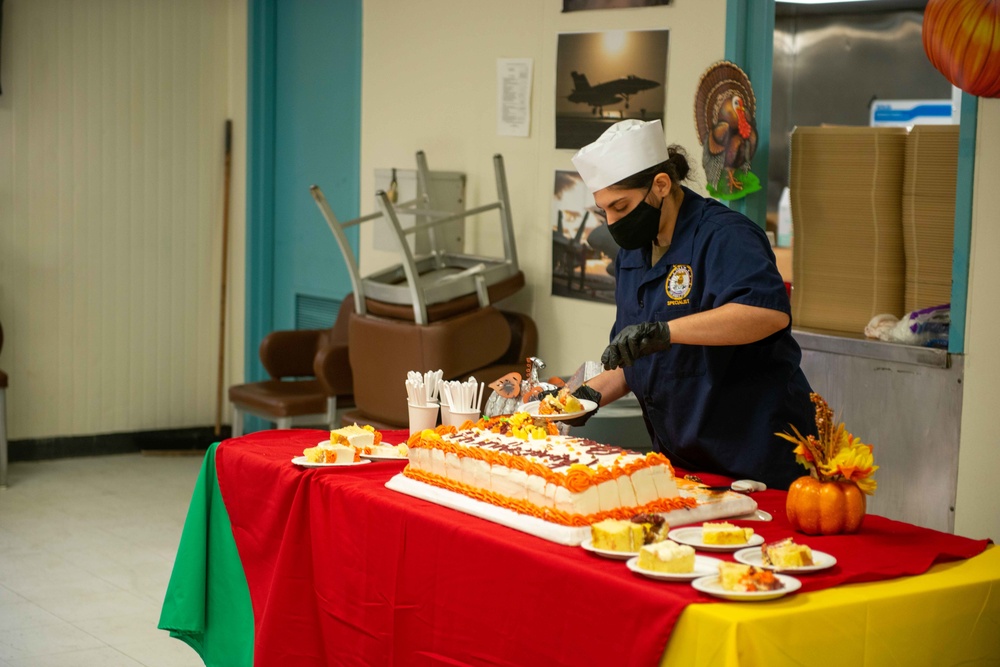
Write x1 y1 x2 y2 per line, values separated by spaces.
612 187 815 489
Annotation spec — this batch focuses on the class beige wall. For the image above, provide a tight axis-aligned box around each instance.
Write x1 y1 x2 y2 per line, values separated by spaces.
955 97 1000 541
0 0 247 439
360 0 726 375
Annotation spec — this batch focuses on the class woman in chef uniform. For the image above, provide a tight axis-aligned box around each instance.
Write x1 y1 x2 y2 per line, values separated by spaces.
563 119 815 489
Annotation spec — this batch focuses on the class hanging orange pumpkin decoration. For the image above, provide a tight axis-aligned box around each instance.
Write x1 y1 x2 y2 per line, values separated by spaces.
923 0 1000 98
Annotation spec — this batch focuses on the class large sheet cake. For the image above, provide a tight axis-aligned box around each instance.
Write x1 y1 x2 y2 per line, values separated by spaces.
390 415 757 545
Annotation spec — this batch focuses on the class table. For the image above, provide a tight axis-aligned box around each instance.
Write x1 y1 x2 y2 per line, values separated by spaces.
159 430 1000 666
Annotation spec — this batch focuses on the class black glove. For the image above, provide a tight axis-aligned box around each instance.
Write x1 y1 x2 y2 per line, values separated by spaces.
538 384 602 427
601 321 671 370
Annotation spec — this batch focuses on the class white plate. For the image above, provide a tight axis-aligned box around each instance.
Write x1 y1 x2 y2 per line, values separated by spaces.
519 399 598 421
691 572 801 601
733 546 837 573
580 538 638 560
360 453 408 462
291 456 372 469
626 555 723 582
668 526 765 552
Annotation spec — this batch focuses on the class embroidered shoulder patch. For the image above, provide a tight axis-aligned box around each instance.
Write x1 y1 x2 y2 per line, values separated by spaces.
665 265 693 302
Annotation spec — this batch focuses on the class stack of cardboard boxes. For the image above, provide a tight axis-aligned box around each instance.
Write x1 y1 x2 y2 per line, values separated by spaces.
789 125 957 335
902 125 959 313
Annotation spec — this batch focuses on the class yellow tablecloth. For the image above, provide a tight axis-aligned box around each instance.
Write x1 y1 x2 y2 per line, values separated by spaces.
663 546 1000 666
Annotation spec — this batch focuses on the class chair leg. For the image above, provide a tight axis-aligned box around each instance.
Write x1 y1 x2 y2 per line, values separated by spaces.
232 404 245 438
276 417 292 429
326 396 338 431
0 388 7 488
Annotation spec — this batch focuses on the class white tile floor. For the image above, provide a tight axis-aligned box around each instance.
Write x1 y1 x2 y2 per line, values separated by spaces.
0 453 207 666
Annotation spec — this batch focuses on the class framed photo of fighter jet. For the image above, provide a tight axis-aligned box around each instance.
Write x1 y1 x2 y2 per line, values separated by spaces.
551 170 618 304
555 30 668 149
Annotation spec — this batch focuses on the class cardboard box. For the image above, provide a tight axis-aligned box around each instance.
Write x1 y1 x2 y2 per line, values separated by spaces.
902 125 958 312
789 127 907 334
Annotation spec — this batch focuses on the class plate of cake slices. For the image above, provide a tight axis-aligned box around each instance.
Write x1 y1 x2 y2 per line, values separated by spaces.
626 554 723 582
667 524 765 552
733 542 837 573
580 538 639 560
291 457 372 469
520 399 598 422
691 567 801 602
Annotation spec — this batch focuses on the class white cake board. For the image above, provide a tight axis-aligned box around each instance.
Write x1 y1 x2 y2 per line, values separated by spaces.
385 474 758 546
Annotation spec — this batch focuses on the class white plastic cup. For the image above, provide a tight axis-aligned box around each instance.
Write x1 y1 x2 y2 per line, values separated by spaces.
407 401 440 433
445 407 480 428
439 403 453 428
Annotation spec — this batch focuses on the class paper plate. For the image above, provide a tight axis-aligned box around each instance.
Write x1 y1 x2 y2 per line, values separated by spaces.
519 399 598 422
691 572 801 601
291 456 371 469
626 555 723 582
733 546 837 573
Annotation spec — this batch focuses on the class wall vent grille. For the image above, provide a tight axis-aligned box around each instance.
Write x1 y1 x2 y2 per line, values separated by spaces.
295 294 340 330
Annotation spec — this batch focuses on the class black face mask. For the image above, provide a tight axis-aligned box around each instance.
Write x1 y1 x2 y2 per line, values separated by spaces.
607 186 662 250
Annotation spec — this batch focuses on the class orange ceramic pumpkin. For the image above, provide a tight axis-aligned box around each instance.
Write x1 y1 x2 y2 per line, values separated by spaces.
786 476 866 535
924 0 1000 98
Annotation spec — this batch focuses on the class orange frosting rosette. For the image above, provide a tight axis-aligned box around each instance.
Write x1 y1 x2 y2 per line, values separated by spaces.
563 464 595 493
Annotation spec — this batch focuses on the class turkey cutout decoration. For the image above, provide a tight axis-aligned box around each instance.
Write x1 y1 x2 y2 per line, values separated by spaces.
482 357 558 418
694 61 760 201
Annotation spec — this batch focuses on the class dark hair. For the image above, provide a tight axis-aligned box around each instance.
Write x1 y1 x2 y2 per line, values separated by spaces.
611 144 691 191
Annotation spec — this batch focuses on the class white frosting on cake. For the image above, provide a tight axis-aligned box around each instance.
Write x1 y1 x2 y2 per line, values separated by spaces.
331 424 374 449
328 444 355 464
617 476 638 508
372 443 401 457
404 423 682 521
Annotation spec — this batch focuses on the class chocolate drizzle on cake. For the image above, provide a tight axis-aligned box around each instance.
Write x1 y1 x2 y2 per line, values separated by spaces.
444 428 646 474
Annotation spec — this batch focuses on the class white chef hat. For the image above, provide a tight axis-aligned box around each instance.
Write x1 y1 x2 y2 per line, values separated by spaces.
571 119 669 193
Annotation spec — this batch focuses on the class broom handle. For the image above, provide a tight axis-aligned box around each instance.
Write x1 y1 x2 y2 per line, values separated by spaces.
215 120 233 437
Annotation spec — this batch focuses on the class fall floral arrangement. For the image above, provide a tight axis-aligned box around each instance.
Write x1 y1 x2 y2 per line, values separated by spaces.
777 393 878 495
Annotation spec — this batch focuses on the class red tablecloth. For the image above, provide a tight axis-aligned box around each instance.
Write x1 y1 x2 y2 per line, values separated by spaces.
216 429 989 667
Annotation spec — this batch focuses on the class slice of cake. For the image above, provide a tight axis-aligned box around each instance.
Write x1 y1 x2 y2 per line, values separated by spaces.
303 443 355 464
538 389 584 415
591 519 645 552
637 540 695 573
702 521 754 545
718 562 783 592
762 538 814 568
631 513 669 545
368 442 409 458
591 514 671 552
330 424 375 450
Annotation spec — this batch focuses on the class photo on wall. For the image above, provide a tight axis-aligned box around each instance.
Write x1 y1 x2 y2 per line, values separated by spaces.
563 0 670 11
555 30 669 150
551 170 618 304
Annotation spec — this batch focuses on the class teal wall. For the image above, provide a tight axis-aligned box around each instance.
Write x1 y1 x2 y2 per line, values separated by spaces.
246 0 362 390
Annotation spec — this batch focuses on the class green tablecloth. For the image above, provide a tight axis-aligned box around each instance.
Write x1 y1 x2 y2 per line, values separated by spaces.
158 443 254 666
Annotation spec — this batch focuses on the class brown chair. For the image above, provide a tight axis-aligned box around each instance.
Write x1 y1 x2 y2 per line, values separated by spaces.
1 321 7 487
228 295 355 437
342 306 537 429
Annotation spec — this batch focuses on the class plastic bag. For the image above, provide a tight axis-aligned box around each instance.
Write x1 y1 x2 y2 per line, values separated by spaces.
864 304 950 348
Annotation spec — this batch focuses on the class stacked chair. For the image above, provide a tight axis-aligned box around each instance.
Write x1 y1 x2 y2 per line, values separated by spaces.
228 295 354 437
311 152 536 429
